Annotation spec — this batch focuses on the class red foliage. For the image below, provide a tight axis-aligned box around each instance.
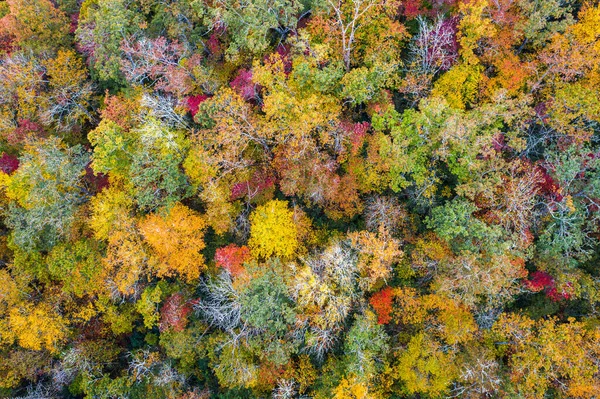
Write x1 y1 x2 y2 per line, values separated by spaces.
276 44 292 74
230 169 276 201
524 271 573 302
187 94 209 117
69 13 79 34
230 69 258 101
492 132 506 152
548 281 573 301
524 271 554 292
536 165 563 201
206 33 222 57
402 0 425 19
257 362 286 388
339 121 370 156
534 102 549 122
297 13 311 30
7 119 45 146
159 293 193 332
416 16 459 72
84 164 109 192
214 244 251 276
403 0 456 19
0 32 14 54
370 287 394 324
0 153 19 174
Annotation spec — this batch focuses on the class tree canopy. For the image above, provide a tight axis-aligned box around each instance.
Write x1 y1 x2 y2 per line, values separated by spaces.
0 0 600 398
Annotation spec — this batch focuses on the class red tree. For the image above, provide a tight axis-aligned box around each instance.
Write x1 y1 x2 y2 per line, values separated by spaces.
370 287 394 324
214 244 251 276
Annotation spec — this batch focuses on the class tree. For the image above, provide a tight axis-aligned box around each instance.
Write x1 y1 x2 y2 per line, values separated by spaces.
41 50 94 132
348 227 403 291
120 36 192 97
6 302 68 353
369 287 393 324
139 203 207 282
101 215 148 298
90 117 191 211
196 0 303 61
215 244 252 276
393 333 458 397
238 261 296 336
292 241 359 359
363 195 407 234
248 200 299 259
318 0 401 70
411 17 459 75
0 53 46 138
493 314 600 398
89 185 134 240
4 138 89 251
343 310 389 381
0 0 71 53
430 63 482 110
46 239 104 297
76 0 140 85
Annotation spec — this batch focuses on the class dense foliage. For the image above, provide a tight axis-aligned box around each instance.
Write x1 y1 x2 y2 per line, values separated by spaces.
0 0 599 397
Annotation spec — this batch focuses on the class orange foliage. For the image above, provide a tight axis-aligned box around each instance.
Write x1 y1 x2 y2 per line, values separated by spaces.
370 287 394 324
140 203 207 282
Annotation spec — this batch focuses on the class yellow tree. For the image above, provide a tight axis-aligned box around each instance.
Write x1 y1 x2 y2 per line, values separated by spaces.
393 332 459 397
89 184 134 241
41 49 94 131
248 200 299 259
6 302 68 353
493 314 600 398
102 215 148 298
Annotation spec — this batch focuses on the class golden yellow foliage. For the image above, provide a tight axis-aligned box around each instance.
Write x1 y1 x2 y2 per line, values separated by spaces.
140 202 207 282
333 376 374 399
431 64 483 109
89 184 134 240
102 216 148 297
457 0 496 65
248 200 299 259
8 303 67 353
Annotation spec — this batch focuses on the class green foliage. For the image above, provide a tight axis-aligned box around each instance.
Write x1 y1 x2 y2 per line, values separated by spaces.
77 0 140 85
239 261 296 334
194 0 304 61
427 198 503 252
46 239 104 297
90 117 191 210
136 285 164 329
343 310 389 380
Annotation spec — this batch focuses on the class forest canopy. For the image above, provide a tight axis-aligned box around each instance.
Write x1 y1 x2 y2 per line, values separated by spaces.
0 0 600 397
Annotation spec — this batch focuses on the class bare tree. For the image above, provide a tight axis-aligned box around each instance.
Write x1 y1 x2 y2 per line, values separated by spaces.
272 379 298 399
409 16 459 76
195 272 243 333
140 92 190 129
325 0 384 70
364 195 407 233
